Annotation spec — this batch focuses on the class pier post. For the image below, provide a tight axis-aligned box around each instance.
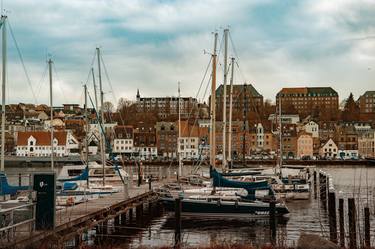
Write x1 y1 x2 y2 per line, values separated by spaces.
120 212 126 225
75 233 81 248
339 198 345 248
129 208 133 221
364 206 370 248
313 170 317 199
18 173 22 186
269 201 276 244
114 216 120 232
320 173 327 209
328 192 337 243
174 198 182 248
136 204 143 221
148 175 152 191
348 198 357 249
102 220 108 235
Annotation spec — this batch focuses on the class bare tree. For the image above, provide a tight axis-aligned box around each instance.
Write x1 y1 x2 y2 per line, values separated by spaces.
103 101 114 113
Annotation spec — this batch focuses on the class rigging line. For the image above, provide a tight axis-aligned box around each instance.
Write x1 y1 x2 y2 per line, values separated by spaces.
7 20 37 104
85 50 97 87
99 52 126 127
51 62 68 104
35 63 48 102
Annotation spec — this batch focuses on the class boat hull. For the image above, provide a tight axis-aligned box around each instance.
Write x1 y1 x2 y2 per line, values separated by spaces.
160 197 289 218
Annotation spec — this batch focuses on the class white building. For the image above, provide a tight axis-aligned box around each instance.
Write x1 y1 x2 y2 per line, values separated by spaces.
256 123 264 149
133 146 158 160
112 126 134 155
178 137 199 160
16 131 79 157
304 121 319 138
319 138 338 159
268 114 300 125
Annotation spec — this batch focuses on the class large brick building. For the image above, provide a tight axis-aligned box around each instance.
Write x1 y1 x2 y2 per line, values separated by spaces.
276 87 339 118
136 89 198 119
212 84 263 120
155 121 177 158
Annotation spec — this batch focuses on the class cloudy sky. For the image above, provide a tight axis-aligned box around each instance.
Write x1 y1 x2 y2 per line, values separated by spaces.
3 0 375 107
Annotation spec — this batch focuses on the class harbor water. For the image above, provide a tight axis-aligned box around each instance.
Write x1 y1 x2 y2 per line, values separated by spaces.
4 164 375 248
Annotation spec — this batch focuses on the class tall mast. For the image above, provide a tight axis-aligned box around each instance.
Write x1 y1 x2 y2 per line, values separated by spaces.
222 28 229 169
242 83 247 164
278 96 283 177
48 58 54 171
178 82 182 179
97 47 106 186
91 67 98 110
0 15 6 172
209 32 218 167
227 57 235 168
84 84 89 188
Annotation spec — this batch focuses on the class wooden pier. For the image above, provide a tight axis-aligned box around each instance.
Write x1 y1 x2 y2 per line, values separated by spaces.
1 184 159 249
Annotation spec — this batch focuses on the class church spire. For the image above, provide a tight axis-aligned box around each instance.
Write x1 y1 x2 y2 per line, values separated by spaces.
136 88 140 101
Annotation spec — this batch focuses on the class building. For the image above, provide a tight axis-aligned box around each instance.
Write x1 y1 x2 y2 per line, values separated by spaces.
318 121 336 142
16 131 79 157
297 132 313 159
358 91 375 113
358 130 375 158
304 121 319 138
268 114 300 125
213 84 263 120
276 87 339 118
112 126 134 156
133 123 157 160
281 124 297 159
155 121 177 158
319 138 338 159
335 124 358 159
136 89 198 119
177 121 209 160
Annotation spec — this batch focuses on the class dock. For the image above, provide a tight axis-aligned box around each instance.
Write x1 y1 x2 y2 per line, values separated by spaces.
0 184 159 249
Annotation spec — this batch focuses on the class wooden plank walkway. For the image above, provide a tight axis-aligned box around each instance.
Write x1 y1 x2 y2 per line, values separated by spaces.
1 184 158 249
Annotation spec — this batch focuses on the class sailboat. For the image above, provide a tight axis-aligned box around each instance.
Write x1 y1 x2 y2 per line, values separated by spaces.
160 29 289 218
0 16 30 197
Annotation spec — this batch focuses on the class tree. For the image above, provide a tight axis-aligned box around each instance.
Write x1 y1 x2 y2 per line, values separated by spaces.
103 101 114 113
341 93 360 122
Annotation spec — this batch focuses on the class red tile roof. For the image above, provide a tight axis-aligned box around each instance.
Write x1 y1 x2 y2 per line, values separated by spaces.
17 131 67 146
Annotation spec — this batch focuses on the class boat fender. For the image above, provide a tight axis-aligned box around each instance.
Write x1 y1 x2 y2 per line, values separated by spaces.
235 200 238 208
217 199 221 206
66 196 74 206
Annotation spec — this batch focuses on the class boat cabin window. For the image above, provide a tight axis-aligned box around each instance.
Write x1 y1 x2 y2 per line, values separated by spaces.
67 169 83 176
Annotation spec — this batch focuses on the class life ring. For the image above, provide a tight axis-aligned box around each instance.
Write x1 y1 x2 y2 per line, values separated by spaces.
66 197 75 206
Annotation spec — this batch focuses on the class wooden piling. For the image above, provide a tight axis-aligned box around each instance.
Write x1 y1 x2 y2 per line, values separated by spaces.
102 220 108 235
129 207 133 221
348 198 357 249
328 191 337 243
364 206 370 248
269 201 276 244
174 198 182 247
136 204 143 220
339 198 345 248
114 216 120 232
74 233 81 247
120 212 126 225
313 170 317 199
18 173 22 186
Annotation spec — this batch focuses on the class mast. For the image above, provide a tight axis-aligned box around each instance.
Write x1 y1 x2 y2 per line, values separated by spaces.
222 28 229 169
84 84 89 188
178 82 182 179
0 15 6 172
227 57 235 168
278 96 283 177
97 47 106 186
209 32 218 167
91 67 98 110
48 58 54 171
242 83 247 164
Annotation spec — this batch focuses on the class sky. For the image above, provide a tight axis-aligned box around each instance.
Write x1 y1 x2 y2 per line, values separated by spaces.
2 0 375 107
